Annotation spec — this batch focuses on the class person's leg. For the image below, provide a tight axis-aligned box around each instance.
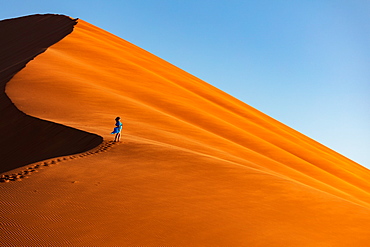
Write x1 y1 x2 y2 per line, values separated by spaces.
117 133 121 142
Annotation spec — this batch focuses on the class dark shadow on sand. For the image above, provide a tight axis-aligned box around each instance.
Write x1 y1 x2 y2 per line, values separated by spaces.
0 14 102 173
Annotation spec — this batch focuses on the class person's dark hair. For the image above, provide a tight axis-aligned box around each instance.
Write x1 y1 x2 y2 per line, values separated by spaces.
115 117 120 121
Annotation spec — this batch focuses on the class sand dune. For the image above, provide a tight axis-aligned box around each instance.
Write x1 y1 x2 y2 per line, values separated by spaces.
0 14 102 173
1 14 370 246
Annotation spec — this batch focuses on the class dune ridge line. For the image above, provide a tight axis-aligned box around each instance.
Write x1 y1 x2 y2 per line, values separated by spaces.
3 14 370 246
0 14 103 174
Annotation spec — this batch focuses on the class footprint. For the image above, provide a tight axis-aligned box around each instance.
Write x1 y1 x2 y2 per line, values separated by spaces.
1 140 120 183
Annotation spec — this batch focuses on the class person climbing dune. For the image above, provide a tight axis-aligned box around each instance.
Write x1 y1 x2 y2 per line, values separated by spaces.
111 117 123 142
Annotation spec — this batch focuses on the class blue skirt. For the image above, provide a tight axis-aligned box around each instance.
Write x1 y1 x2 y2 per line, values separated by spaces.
111 127 121 134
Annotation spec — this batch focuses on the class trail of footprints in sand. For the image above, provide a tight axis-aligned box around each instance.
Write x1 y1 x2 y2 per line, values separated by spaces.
0 141 119 183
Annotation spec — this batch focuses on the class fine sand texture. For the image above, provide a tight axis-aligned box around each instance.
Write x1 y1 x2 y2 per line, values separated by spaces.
2 14 370 246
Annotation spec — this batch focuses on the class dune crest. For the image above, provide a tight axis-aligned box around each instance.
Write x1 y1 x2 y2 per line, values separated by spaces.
2 14 370 246
0 14 102 173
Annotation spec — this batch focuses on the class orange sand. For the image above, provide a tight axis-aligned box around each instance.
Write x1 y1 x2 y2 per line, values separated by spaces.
1 15 370 246
0 15 101 173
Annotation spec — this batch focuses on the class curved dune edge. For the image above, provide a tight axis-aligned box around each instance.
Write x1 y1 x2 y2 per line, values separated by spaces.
0 14 103 174
9 17 370 205
3 15 370 246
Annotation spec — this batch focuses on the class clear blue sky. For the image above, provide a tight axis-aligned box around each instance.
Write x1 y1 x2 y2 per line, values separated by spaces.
1 0 369 167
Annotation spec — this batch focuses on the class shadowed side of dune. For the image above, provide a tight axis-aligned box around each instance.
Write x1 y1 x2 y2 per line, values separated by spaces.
0 14 102 173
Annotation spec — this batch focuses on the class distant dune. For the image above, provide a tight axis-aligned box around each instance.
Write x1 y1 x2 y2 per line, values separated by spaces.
1 14 370 246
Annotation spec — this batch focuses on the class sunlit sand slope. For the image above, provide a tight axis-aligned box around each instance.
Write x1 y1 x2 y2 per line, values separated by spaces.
0 15 102 173
2 15 370 246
